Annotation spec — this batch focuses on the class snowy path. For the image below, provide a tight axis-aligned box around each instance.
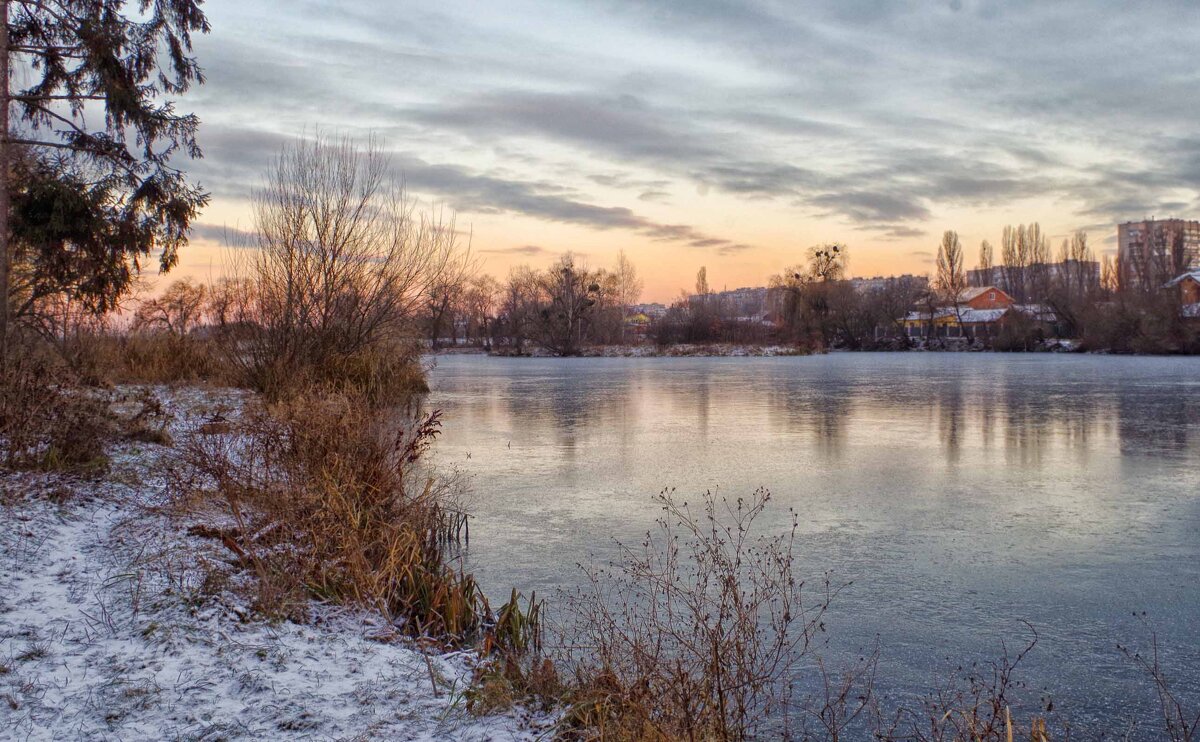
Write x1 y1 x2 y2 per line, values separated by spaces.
0 387 547 741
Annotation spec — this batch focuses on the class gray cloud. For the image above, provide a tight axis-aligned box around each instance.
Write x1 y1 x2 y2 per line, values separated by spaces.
811 191 932 224
180 0 1200 252
393 153 750 253
189 125 291 200
588 172 672 191
189 222 258 246
480 245 550 256
182 111 755 254
862 224 928 241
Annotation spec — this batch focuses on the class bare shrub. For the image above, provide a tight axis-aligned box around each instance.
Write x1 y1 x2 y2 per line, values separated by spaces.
557 488 841 741
873 624 1061 742
218 133 471 402
1119 619 1200 742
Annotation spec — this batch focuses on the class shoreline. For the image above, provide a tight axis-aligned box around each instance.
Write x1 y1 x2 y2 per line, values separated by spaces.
429 339 1089 358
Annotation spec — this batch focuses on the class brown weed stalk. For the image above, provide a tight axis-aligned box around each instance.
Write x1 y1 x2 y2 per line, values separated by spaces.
172 390 483 640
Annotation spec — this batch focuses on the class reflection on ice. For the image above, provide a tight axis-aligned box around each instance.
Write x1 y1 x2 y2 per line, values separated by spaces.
428 353 1200 735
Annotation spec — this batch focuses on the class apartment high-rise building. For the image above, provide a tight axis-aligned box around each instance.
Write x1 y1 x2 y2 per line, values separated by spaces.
1117 218 1200 289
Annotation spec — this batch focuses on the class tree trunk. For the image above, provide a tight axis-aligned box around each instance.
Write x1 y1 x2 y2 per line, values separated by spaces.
0 0 10 353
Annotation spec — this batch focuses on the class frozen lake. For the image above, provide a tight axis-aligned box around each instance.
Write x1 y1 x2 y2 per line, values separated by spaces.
427 352 1200 735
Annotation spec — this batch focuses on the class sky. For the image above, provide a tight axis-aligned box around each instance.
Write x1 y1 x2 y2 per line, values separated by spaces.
174 0 1200 302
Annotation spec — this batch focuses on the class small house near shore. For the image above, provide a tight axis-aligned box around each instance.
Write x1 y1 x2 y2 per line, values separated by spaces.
901 286 1016 340
1166 270 1200 303
1166 270 1200 321
898 286 1062 341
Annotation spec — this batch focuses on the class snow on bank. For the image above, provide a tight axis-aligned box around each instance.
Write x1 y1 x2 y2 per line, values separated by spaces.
0 387 548 741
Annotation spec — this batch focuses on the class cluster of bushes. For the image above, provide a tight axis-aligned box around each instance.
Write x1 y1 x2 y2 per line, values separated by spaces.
0 338 114 475
1078 295 1200 355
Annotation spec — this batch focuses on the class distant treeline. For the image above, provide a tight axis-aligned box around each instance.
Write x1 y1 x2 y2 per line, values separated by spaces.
419 227 1200 355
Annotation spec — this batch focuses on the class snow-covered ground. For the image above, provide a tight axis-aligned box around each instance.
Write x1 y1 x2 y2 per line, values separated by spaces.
0 386 549 741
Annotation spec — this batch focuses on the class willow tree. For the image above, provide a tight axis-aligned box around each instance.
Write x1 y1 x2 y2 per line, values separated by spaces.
1 0 210 349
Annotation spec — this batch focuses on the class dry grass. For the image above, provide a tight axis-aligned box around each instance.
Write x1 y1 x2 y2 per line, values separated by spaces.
170 388 489 640
63 330 232 387
47 319 422 403
244 337 429 406
1 338 115 474
466 589 556 715
112 332 231 385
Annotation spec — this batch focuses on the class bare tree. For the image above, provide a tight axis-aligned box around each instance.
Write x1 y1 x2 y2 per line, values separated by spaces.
978 239 994 279
998 223 1049 302
499 266 540 354
459 274 501 346
229 133 470 390
614 249 644 342
767 244 849 348
1025 223 1051 301
1101 254 1120 295
133 279 208 336
935 231 966 334
1000 225 1023 300
808 243 848 282
869 276 926 348
534 253 599 356
425 279 458 349
695 265 710 299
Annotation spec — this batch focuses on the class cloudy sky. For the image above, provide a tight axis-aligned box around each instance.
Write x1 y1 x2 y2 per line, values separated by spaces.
178 0 1200 300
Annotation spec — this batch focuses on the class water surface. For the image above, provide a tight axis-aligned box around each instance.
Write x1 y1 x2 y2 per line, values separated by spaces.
427 353 1200 735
